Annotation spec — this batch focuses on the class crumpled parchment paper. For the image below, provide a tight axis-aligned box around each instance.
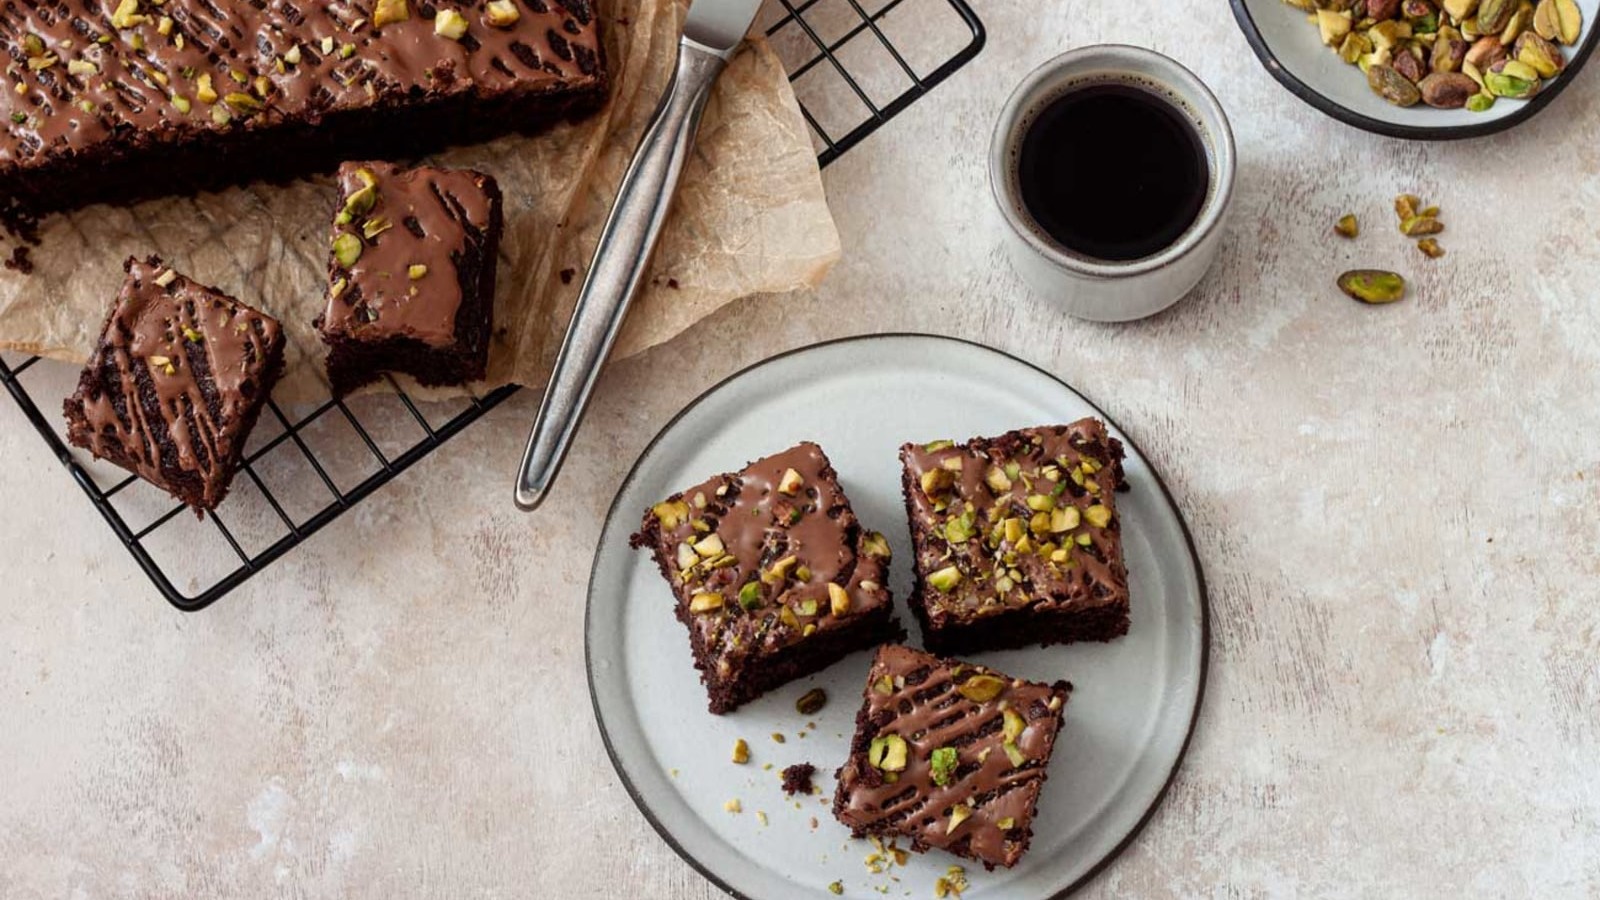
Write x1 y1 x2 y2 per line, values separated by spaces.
0 0 839 404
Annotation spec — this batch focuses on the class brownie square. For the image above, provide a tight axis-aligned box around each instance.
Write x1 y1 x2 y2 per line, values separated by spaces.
899 419 1130 655
832 644 1072 870
315 161 503 397
630 442 905 714
63 256 285 513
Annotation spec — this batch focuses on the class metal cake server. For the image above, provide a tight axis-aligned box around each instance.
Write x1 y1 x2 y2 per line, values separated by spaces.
514 0 766 511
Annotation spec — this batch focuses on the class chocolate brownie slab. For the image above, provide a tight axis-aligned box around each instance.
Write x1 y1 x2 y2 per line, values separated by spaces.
0 0 604 225
315 161 501 396
833 644 1071 870
899 420 1130 654
63 256 285 512
631 442 905 714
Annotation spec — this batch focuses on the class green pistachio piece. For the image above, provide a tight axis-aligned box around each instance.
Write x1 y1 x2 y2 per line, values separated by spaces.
738 580 762 610
956 674 1005 703
868 733 908 772
929 747 958 786
795 688 827 716
1337 269 1407 304
372 0 409 27
946 803 972 834
332 232 362 267
927 565 963 593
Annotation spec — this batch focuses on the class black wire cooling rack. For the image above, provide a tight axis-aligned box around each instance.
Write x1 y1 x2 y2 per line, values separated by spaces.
0 0 983 611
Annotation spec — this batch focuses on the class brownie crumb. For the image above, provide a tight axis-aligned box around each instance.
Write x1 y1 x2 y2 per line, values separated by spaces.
782 763 816 796
3 245 33 274
667 277 680 289
559 267 576 284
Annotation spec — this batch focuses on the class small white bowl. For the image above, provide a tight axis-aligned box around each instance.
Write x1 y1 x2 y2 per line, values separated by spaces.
1232 0 1600 139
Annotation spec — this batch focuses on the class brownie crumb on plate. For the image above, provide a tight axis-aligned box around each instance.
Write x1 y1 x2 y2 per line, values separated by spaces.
630 441 905 714
782 763 817 796
899 419 1130 655
832 644 1071 870
63 256 285 513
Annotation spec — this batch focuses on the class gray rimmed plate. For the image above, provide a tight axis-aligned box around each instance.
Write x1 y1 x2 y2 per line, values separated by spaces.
586 335 1208 899
1232 0 1599 139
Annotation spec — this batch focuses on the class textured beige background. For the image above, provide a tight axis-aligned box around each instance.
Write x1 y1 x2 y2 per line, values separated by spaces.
3 0 1599 897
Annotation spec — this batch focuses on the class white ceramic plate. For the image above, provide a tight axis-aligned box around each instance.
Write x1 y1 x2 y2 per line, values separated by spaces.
1232 0 1599 139
587 335 1208 899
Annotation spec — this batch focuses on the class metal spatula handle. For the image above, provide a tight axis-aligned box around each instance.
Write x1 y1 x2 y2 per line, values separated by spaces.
514 40 730 511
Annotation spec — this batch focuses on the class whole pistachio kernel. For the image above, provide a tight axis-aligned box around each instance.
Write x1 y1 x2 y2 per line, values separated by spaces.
332 232 362 267
434 8 469 39
956 673 1005 702
795 688 827 716
1337 269 1407 304
827 582 851 616
407 264 428 280
484 0 521 26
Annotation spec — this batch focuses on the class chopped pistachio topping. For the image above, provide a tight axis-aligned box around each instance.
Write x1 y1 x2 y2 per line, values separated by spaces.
827 882 843 896
320 35 336 54
361 215 392 240
691 533 724 558
762 554 798 585
66 59 98 77
332 232 362 267
923 439 954 452
283 44 303 65
152 268 178 287
171 94 191 113
723 798 741 814
827 582 851 616
223 91 261 113
688 592 723 613
181 325 203 342
956 674 1004 703
372 0 410 28
946 804 972 834
731 738 750 764
873 674 894 695
110 0 148 29
919 467 954 498
338 42 355 59
997 816 1016 830
433 8 469 39
929 746 958 786
329 277 348 300
1002 741 1027 768
1002 707 1025 744
927 565 962 593
156 14 172 34
195 72 217 104
485 0 520 26
1084 504 1112 528
650 497 687 528
737 580 762 611
867 733 908 771
407 263 428 279
776 467 805 495
861 531 891 559
796 598 818 617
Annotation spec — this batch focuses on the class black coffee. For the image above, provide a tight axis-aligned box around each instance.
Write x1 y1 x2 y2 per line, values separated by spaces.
1017 83 1209 262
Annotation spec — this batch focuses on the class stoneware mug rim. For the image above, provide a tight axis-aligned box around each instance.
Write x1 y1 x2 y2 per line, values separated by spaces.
989 44 1237 283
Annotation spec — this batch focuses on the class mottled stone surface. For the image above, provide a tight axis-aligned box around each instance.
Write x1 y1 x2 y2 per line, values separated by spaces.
3 1 1599 897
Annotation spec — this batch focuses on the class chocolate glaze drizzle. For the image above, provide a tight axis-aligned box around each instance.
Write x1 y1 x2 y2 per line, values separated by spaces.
64 256 283 509
900 421 1129 629
835 645 1070 868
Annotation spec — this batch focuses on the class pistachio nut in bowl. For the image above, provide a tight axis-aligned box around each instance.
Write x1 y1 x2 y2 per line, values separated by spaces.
1231 0 1600 138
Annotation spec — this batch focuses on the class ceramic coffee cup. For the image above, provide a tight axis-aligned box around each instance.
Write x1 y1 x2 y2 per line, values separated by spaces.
989 45 1236 322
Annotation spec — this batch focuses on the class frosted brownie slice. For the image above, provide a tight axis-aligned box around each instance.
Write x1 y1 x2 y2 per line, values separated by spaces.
315 161 502 396
832 644 1071 870
631 442 904 714
63 256 285 512
899 420 1129 654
